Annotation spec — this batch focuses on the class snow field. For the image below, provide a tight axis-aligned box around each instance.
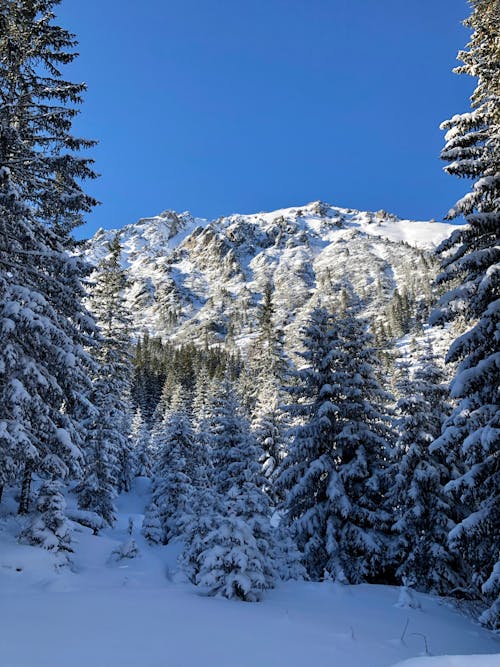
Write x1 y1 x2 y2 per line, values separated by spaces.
0 479 497 667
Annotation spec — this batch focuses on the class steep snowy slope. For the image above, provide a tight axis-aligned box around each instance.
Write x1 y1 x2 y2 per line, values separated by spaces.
83 202 458 351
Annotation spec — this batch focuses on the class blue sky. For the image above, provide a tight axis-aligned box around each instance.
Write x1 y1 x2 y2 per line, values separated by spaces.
56 0 473 238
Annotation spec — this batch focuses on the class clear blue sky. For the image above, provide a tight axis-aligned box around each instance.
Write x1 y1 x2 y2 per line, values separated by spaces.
55 0 473 239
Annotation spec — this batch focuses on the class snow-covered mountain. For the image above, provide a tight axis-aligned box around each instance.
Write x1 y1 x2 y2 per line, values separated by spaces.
83 201 457 350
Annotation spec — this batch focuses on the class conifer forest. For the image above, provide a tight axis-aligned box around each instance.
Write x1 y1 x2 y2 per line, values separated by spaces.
0 2 498 666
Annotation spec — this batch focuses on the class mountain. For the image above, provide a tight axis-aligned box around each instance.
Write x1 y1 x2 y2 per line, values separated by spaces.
83 201 458 354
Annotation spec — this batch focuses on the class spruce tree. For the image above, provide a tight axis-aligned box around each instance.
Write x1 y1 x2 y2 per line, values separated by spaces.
389 343 458 593
252 382 288 498
0 0 98 513
78 236 133 524
190 367 214 486
240 281 288 417
130 407 153 478
141 500 163 545
431 0 499 627
22 479 73 565
148 388 196 543
277 305 395 583
181 377 280 601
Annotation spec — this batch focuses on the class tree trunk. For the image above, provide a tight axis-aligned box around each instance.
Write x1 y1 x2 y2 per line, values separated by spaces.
18 465 32 514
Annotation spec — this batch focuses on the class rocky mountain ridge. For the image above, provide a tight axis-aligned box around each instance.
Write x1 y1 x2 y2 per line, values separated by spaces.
83 201 458 354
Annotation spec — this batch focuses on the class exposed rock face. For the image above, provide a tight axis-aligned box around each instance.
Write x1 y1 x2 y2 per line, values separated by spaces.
83 201 457 353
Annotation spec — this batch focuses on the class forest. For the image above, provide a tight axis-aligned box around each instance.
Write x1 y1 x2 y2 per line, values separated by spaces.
0 1 498 664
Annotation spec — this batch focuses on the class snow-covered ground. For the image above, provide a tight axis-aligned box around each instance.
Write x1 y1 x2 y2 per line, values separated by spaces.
0 479 497 667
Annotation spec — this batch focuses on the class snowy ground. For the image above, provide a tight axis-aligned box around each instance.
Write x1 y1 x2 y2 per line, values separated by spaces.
0 479 498 667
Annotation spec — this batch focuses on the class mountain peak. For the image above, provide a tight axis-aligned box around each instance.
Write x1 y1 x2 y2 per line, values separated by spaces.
83 201 459 346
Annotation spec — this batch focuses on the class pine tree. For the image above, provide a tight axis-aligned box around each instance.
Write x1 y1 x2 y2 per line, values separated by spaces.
0 1 97 228
193 488 277 602
277 305 395 583
130 407 153 478
246 283 290 494
252 382 288 498
431 0 499 628
78 236 133 523
77 405 118 526
22 479 73 563
132 334 166 423
148 388 197 543
0 0 98 513
192 367 214 445
181 378 280 601
141 500 163 545
240 281 288 416
389 343 458 593
209 378 263 497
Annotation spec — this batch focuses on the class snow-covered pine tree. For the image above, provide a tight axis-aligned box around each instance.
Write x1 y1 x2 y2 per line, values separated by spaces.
0 0 99 513
0 0 97 227
78 235 133 524
130 407 153 478
192 366 212 433
22 480 73 562
209 378 264 497
194 488 277 602
389 341 458 593
191 366 216 477
431 0 499 628
276 307 341 580
148 387 196 543
141 500 163 545
242 282 290 496
251 379 288 500
76 407 118 526
277 304 395 583
251 302 289 493
181 377 279 601
240 281 288 417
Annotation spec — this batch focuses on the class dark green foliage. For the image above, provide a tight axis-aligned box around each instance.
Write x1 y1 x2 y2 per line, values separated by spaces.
432 0 499 628
388 344 458 594
277 304 395 583
0 0 98 513
131 335 242 422
78 236 133 523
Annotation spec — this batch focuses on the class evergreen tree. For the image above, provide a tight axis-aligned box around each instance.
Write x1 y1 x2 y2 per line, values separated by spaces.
22 479 73 563
389 343 458 593
252 383 288 498
193 488 277 602
132 334 166 423
130 407 153 478
181 378 280 601
431 0 499 628
0 0 97 228
77 399 118 526
141 500 163 545
244 283 290 495
0 0 98 512
209 378 262 497
277 305 395 583
192 367 213 444
148 388 196 543
240 281 288 416
78 236 133 523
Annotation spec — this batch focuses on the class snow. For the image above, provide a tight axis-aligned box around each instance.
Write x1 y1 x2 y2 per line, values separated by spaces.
392 657 500 667
0 479 497 667
81 201 460 347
